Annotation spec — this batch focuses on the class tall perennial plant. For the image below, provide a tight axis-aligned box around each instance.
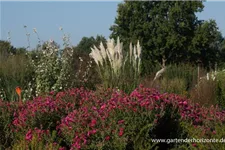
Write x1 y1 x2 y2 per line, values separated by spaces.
89 37 141 93
34 27 74 96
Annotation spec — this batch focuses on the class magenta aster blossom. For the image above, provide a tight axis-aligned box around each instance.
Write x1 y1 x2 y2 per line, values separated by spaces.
25 129 33 141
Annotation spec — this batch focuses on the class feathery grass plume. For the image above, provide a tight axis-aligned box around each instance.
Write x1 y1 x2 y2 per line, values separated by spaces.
129 40 142 75
133 45 137 69
90 37 124 73
137 41 141 74
99 42 107 60
90 37 142 93
90 37 123 72
90 46 103 66
106 38 116 68
111 37 123 74
129 43 133 63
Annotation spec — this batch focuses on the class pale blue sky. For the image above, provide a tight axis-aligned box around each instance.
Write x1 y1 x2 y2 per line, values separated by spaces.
1 1 225 49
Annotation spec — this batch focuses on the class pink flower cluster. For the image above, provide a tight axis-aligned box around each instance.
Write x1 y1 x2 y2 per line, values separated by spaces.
12 88 94 132
58 85 225 149
24 128 66 150
25 128 49 141
1 85 225 149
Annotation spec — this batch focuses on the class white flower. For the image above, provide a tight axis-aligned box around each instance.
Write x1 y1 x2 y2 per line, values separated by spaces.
137 40 141 59
99 42 107 59
129 43 133 63
211 73 216 81
133 46 138 61
79 57 83 62
90 46 103 66
59 26 63 31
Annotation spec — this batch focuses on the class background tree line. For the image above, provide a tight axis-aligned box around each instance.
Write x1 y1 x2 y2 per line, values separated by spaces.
1 1 225 97
110 1 225 74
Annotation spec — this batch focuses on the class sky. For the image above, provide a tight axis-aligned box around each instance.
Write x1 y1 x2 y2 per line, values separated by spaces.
0 1 225 49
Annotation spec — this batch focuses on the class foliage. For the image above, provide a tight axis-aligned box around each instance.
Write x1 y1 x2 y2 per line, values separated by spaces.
0 49 34 101
215 70 225 109
1 86 225 149
181 120 225 150
0 100 16 149
12 88 91 133
0 40 16 59
190 20 224 68
12 130 65 150
1 6 225 149
0 34 105 101
147 63 197 97
159 78 187 96
189 71 216 107
70 48 99 90
110 1 223 73
164 64 198 92
34 39 74 96
75 35 107 54
188 69 225 109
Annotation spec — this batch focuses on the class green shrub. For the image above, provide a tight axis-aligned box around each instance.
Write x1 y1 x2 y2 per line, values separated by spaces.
160 78 187 96
181 121 225 150
70 50 99 90
12 130 64 150
0 101 17 149
216 70 225 109
164 63 198 92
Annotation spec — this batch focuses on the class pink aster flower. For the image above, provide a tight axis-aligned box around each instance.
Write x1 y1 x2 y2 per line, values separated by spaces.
105 136 110 141
90 119 97 127
119 128 124 137
118 120 125 125
25 129 33 141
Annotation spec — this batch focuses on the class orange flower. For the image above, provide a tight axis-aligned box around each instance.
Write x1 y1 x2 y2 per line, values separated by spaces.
16 86 21 97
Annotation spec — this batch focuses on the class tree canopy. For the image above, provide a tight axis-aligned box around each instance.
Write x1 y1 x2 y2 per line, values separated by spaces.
75 35 107 54
110 1 223 72
0 41 16 58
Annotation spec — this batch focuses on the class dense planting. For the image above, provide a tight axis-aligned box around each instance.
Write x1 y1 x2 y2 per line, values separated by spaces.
1 2 225 149
1 86 225 149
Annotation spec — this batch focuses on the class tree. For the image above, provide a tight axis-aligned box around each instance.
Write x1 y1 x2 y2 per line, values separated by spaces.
190 20 224 69
0 41 16 60
15 47 27 55
223 38 225 50
218 38 225 67
110 1 204 73
75 35 107 54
